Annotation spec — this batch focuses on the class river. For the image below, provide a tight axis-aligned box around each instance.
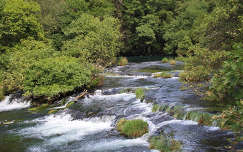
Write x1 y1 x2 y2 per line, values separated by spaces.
0 61 235 152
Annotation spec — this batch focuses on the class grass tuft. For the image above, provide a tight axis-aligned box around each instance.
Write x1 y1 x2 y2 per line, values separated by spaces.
161 57 169 63
169 60 176 65
154 72 172 78
135 88 145 101
149 134 181 152
117 119 148 138
152 104 161 112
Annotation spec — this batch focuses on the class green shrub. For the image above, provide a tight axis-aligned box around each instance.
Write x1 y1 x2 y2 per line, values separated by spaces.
3 39 56 93
117 57 128 66
117 119 148 138
175 56 185 62
208 44 243 102
135 88 145 100
154 72 172 78
149 135 181 152
23 56 95 98
182 47 229 83
212 105 243 132
87 75 104 89
161 58 169 63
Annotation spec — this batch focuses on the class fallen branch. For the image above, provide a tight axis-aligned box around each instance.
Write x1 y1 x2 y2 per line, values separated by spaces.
74 90 88 101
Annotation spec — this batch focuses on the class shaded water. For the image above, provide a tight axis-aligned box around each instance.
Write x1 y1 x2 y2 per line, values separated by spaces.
0 61 236 152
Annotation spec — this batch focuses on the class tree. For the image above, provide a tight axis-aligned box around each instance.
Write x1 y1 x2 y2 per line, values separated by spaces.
0 0 44 47
62 14 122 66
120 0 177 55
3 39 56 92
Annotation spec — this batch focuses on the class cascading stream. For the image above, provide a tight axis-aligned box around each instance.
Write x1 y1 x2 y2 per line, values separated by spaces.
0 61 235 152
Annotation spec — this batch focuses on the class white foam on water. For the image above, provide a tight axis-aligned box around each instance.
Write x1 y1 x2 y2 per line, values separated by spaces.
51 98 76 110
19 113 114 146
157 119 198 128
79 138 149 152
170 77 179 80
84 92 136 103
0 96 31 112
205 126 220 131
105 74 149 79
132 99 153 114
185 107 206 112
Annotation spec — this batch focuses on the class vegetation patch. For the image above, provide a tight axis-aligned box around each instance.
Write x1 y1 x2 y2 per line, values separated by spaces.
211 105 243 132
87 75 105 89
117 118 148 138
149 134 181 152
48 109 58 114
135 88 145 101
152 104 161 112
169 60 176 65
66 101 75 108
28 104 49 112
117 57 128 66
153 72 172 79
0 85 4 101
161 58 169 63
154 104 214 126
23 56 95 98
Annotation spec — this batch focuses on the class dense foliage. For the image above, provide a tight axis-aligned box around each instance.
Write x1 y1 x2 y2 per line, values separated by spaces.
23 56 94 97
62 14 121 65
0 0 120 101
120 0 177 55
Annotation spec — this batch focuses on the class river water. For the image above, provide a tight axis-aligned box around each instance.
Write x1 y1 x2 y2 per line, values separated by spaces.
0 61 236 152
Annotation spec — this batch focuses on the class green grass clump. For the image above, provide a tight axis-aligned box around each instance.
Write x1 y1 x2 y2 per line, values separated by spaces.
117 119 149 138
152 104 161 112
154 72 172 78
117 57 128 66
149 135 181 152
161 57 169 63
135 88 145 101
28 104 49 112
169 60 176 65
